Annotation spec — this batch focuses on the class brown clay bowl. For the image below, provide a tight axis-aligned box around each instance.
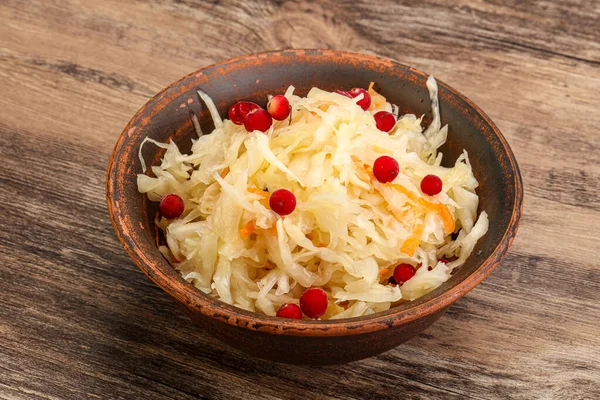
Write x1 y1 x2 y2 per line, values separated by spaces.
106 50 523 365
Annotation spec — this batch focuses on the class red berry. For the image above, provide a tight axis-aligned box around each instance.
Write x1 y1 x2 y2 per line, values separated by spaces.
393 263 416 285
276 303 303 319
420 174 443 195
269 189 296 216
228 101 260 125
244 108 273 132
336 90 352 98
374 111 396 132
373 155 399 183
159 194 184 219
267 95 291 120
299 288 328 319
348 88 371 110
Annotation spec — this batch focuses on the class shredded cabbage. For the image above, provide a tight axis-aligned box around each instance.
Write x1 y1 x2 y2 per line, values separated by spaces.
137 78 489 319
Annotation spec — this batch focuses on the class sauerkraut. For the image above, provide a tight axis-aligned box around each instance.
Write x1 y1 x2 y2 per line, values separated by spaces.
137 77 488 319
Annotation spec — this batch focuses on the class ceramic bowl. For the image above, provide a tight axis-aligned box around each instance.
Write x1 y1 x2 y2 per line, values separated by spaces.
106 50 523 365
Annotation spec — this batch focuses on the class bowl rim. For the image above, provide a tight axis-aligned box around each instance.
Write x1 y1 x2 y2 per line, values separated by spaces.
106 49 523 337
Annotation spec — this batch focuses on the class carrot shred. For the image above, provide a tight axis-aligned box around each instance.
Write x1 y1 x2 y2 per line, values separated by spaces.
437 204 455 233
418 198 455 233
379 268 389 275
247 187 268 198
400 224 424 257
392 184 418 202
240 221 255 239
268 225 277 235
220 167 230 178
400 237 420 257
389 184 455 233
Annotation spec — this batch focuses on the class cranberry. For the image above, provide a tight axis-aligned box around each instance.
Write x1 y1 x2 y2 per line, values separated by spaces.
269 189 296 216
159 194 184 219
373 155 399 183
335 90 352 98
299 288 328 319
374 111 396 132
228 101 260 125
244 108 273 132
348 88 371 110
420 174 443 195
276 303 303 319
393 263 416 285
267 95 291 120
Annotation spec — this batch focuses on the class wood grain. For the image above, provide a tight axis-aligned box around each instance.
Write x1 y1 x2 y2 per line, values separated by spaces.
0 0 598 399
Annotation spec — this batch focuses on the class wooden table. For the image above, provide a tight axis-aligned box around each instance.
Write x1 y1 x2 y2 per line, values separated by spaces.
1 1 598 399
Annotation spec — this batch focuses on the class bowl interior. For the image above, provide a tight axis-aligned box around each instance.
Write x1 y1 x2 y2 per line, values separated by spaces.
108 50 522 331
